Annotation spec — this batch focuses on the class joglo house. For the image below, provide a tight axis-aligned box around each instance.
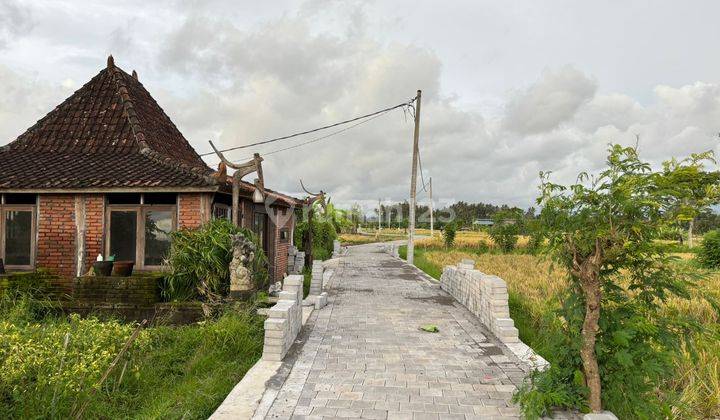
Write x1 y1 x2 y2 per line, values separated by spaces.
0 55 300 293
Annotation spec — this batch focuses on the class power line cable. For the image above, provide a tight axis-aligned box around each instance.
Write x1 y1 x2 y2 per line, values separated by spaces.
199 96 417 157
222 109 394 161
418 146 428 193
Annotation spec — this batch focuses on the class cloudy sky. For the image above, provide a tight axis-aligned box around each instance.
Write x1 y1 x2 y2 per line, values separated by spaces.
2 0 720 211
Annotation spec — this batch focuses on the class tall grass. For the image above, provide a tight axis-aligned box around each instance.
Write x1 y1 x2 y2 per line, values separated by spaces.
0 292 264 419
412 248 720 419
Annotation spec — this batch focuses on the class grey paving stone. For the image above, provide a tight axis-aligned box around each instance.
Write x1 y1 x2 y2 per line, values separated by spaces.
265 244 532 419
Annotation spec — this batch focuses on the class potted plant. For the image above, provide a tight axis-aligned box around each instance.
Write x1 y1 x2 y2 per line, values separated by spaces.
92 255 114 277
112 261 135 277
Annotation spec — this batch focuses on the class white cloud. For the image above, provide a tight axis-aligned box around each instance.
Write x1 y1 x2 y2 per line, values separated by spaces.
503 66 597 135
0 0 33 49
0 65 73 143
1 0 719 212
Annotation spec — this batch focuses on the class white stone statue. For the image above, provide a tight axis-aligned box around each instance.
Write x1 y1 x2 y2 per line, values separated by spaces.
229 234 256 297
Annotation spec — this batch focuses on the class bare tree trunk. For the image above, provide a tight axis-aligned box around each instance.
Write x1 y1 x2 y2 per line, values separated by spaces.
688 218 694 248
580 277 602 412
304 208 313 267
571 242 604 413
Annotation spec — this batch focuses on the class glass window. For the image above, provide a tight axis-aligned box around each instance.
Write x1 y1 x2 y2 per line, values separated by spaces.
4 210 32 266
107 193 141 205
110 211 137 261
213 204 230 220
144 210 172 266
144 193 177 205
4 194 37 205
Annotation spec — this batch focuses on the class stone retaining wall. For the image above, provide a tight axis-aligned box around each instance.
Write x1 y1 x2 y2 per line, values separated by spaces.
440 259 549 370
262 275 303 361
72 275 162 305
287 246 305 274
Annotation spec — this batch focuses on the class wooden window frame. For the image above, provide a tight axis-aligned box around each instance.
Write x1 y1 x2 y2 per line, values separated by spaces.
105 204 177 271
213 203 231 221
0 204 37 271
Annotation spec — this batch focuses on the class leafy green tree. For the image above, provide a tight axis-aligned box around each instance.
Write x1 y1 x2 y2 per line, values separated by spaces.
443 222 457 248
525 218 545 254
697 230 720 268
489 209 523 252
661 153 720 247
519 145 716 417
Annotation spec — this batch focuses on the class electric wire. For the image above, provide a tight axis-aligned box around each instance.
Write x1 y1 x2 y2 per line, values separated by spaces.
224 110 394 162
418 146 428 193
199 96 417 157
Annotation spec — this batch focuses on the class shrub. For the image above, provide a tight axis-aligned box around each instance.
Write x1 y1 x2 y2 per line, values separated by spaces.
525 219 545 254
164 219 267 301
443 223 457 248
0 294 265 419
294 214 338 261
517 145 718 418
489 209 523 252
0 302 144 419
697 229 720 268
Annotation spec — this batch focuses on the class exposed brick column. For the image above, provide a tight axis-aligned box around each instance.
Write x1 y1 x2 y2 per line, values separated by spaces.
178 193 203 229
272 206 293 282
37 194 77 278
82 194 105 274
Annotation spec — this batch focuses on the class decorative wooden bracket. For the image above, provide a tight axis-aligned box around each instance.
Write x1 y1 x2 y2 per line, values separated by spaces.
300 179 327 213
300 180 328 266
210 141 265 226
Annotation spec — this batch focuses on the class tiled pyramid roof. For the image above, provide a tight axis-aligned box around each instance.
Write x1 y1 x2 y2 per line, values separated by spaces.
0 56 218 191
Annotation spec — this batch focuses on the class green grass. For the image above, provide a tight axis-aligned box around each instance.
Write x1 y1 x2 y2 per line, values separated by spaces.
399 245 443 280
0 293 265 419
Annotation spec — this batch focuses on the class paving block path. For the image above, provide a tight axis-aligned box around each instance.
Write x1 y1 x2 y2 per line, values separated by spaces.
263 243 531 420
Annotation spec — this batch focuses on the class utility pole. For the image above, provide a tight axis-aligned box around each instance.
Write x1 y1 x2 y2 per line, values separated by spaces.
378 199 382 232
429 177 434 237
407 90 422 265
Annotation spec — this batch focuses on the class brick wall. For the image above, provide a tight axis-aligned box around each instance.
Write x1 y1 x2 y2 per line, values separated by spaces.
178 193 211 229
272 206 293 282
82 194 104 275
37 195 77 278
72 275 161 305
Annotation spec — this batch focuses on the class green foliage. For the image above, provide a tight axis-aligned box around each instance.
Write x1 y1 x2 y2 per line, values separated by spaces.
662 152 720 224
443 223 457 248
517 145 718 417
525 218 545 255
489 209 523 252
294 210 338 261
697 230 720 268
164 219 267 301
0 293 264 419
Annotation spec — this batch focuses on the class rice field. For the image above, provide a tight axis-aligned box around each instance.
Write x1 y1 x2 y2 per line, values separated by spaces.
415 230 530 250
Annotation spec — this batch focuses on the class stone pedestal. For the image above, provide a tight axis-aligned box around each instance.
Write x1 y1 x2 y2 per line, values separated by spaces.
262 275 303 361
309 260 324 296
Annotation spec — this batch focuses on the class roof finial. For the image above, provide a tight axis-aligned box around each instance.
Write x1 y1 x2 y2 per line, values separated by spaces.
107 55 115 69
132 70 138 80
